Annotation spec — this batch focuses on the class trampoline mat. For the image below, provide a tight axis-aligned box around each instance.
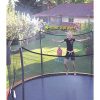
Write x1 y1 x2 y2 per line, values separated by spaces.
15 75 93 100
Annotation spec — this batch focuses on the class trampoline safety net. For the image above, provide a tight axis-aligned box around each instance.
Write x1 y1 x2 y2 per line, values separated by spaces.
7 30 93 100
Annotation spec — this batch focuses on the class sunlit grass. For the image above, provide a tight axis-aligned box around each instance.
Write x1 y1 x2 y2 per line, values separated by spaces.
11 47 80 70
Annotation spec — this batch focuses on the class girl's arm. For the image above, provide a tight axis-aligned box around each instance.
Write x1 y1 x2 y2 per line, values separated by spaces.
76 37 90 42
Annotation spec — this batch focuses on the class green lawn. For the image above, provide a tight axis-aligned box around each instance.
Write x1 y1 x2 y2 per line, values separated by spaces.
7 32 93 87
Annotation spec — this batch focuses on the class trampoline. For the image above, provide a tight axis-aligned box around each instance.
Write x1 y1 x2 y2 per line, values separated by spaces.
14 73 93 100
7 30 93 100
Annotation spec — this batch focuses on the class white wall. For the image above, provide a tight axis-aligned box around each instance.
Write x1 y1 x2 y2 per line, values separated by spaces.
62 17 93 23
62 17 68 22
74 18 93 23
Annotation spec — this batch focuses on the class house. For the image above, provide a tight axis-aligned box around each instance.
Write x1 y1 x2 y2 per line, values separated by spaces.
33 3 93 31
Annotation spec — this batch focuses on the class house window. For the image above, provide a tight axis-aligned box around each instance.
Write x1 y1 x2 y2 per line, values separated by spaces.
68 18 74 22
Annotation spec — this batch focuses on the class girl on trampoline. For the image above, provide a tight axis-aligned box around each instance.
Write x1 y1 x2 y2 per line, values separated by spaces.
53 31 90 75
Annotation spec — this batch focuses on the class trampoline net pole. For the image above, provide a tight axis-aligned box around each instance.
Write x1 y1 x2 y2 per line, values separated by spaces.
19 48 25 100
39 31 44 76
7 65 11 91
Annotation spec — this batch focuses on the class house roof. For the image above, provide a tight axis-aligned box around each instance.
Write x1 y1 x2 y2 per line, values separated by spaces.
33 3 93 18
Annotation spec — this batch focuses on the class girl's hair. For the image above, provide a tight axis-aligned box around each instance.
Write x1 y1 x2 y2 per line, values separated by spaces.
66 31 73 38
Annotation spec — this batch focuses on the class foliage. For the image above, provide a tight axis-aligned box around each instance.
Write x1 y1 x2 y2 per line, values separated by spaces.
7 10 34 40
7 0 45 45
83 31 93 54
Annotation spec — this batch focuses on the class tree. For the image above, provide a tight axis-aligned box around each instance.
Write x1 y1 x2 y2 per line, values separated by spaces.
7 0 38 46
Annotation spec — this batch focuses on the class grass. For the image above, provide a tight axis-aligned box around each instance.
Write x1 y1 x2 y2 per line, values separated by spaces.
7 33 93 87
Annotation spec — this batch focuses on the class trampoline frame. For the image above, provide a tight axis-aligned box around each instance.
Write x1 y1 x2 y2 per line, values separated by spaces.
9 72 93 100
13 72 93 88
8 30 93 100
